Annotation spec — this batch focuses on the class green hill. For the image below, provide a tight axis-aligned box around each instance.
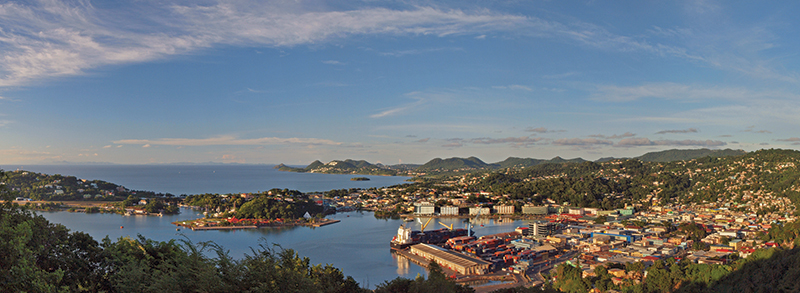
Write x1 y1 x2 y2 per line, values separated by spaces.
494 156 586 169
417 156 492 171
277 159 399 176
636 148 746 162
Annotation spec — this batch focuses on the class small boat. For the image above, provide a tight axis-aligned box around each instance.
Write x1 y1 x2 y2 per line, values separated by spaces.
120 226 124 229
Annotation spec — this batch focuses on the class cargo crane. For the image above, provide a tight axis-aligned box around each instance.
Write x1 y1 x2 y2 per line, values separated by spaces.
439 221 454 231
419 217 433 233
465 208 481 236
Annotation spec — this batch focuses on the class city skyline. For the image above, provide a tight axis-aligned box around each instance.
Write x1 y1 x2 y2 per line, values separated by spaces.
1 0 799 165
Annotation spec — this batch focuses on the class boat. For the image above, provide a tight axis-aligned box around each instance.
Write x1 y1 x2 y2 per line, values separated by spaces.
390 224 471 250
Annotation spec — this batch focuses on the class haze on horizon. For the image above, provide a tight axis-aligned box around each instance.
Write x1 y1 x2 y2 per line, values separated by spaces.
1 0 799 166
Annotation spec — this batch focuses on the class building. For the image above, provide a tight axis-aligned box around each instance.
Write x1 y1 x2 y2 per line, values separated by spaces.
530 221 560 237
409 243 491 275
415 203 435 215
522 205 548 215
440 206 460 216
494 205 515 215
469 207 491 216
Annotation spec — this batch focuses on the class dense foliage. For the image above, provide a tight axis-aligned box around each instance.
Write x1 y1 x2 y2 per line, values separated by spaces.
374 261 474 293
184 188 323 219
466 149 800 214
545 245 800 293
3 170 170 201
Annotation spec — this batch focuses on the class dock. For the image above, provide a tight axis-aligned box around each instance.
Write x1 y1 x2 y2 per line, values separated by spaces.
310 219 340 227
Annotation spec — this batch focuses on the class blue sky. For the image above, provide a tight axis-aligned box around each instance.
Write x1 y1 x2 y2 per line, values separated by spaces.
1 0 799 165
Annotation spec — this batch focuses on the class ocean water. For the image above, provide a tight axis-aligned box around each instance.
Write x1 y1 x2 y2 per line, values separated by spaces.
4 164 412 195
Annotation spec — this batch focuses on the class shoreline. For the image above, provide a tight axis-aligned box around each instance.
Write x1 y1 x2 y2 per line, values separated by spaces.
172 218 341 230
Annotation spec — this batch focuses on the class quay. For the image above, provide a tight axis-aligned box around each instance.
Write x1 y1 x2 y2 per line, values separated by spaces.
394 246 523 291
310 218 340 227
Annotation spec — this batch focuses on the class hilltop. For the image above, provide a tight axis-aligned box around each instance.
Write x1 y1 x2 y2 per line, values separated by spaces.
275 159 399 176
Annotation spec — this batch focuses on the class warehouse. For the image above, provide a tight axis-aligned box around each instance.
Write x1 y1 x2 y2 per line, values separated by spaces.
409 244 492 275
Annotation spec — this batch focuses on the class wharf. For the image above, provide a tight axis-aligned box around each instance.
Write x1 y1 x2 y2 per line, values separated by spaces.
395 248 525 292
310 219 340 227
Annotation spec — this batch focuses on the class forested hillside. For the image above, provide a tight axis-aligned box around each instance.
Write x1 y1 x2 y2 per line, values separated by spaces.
467 149 800 215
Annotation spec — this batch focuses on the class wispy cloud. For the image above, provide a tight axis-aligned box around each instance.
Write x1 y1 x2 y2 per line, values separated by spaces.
2 1 796 90
322 60 345 65
589 132 636 139
492 84 533 91
655 128 698 134
469 136 543 147
525 127 548 133
776 137 800 142
380 47 464 57
370 96 424 118
552 138 613 146
524 127 566 133
415 137 430 143
541 72 579 79
0 2 528 88
590 83 798 102
113 135 342 146
615 138 726 148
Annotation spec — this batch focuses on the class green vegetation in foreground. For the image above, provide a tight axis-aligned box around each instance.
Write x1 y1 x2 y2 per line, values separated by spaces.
0 170 474 293
537 245 800 293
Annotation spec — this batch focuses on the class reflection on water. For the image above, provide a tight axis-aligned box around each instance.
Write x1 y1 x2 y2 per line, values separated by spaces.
392 250 411 275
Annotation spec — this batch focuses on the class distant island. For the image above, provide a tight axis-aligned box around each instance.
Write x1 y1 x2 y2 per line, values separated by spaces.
277 148 746 177
350 177 370 181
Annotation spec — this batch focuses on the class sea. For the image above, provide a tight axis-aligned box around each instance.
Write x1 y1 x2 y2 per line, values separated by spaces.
7 164 532 289
4 164 412 195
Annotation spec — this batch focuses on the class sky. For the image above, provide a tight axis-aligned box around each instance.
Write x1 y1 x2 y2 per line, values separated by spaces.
1 0 800 166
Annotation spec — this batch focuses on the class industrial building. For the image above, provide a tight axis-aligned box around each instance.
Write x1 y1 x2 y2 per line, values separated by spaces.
522 205 548 215
414 203 435 215
494 205 515 214
440 206 459 216
409 243 492 275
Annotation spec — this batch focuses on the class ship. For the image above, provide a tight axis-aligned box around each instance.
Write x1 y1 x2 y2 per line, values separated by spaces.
390 224 470 250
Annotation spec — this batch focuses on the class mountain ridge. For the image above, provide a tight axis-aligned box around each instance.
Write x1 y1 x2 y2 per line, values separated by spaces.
278 148 747 175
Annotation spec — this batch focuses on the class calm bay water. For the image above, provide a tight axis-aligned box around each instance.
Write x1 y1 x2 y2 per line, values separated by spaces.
17 164 529 288
6 164 412 195
38 209 530 289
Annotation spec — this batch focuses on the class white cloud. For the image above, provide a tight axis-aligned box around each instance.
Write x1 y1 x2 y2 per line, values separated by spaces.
322 60 344 65
114 135 342 146
655 128 698 134
0 1 529 88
